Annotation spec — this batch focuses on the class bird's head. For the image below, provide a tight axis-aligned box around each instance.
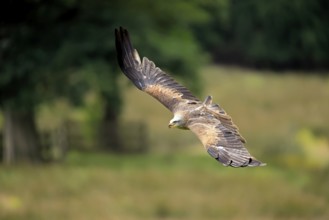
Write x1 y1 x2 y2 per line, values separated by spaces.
168 114 188 129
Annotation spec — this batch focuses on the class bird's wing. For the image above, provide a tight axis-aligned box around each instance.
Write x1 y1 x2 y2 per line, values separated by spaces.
187 106 265 167
115 27 200 112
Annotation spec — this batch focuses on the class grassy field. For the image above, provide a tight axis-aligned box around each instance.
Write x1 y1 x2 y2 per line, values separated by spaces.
1 152 329 220
1 65 329 219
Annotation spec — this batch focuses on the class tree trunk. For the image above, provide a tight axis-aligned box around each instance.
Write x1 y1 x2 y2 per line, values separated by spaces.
3 107 14 165
3 106 41 164
99 103 122 152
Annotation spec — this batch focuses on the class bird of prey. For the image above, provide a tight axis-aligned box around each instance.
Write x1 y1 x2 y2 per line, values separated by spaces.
115 27 265 167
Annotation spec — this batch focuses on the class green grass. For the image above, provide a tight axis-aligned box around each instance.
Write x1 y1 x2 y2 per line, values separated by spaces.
2 65 329 219
1 152 329 220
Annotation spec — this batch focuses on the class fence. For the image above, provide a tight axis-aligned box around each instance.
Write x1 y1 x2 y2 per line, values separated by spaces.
44 120 149 155
0 120 149 162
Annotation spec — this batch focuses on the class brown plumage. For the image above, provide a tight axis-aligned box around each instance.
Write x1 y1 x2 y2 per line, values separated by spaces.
115 27 265 167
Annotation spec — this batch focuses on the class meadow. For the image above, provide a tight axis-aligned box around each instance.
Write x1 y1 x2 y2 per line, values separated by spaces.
1 65 329 219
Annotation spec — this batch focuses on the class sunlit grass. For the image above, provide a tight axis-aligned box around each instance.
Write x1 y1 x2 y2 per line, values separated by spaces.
2 65 329 219
1 152 329 220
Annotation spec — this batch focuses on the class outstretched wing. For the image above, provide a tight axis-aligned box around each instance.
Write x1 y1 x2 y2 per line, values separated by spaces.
188 106 265 167
115 27 199 112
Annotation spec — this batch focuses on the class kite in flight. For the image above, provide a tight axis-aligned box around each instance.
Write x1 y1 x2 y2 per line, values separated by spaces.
115 27 265 167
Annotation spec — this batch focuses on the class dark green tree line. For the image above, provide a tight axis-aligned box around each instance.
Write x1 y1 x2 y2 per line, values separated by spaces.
194 0 329 69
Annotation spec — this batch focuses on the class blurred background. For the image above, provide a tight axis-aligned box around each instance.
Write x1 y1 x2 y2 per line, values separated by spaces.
1 0 329 219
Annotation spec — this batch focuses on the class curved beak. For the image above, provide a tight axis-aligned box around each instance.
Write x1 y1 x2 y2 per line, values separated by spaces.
168 122 175 128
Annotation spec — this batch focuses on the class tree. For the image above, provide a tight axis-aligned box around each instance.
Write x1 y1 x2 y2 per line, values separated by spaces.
231 0 329 69
0 0 207 163
0 0 83 163
194 0 329 69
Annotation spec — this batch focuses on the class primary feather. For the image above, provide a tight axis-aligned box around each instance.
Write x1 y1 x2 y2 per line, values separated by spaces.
115 27 198 112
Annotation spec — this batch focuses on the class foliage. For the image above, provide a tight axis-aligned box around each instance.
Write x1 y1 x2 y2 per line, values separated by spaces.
194 0 329 69
0 0 206 108
232 0 329 68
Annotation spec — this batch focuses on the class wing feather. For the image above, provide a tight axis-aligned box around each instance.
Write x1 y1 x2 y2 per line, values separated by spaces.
188 109 265 167
207 102 246 143
115 27 199 112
